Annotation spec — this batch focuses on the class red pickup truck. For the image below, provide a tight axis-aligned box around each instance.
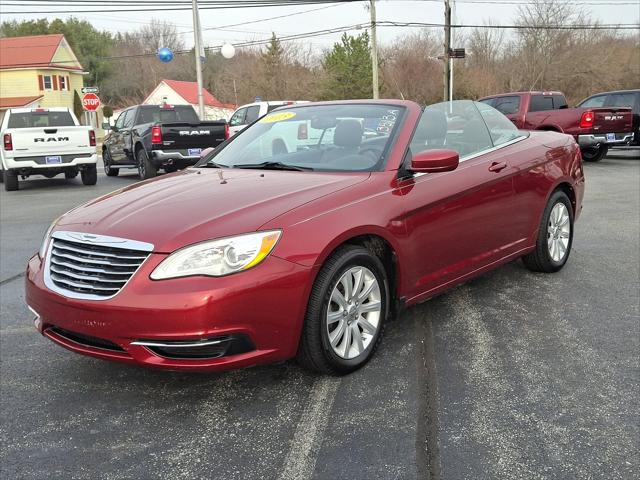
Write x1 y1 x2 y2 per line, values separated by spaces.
479 91 634 162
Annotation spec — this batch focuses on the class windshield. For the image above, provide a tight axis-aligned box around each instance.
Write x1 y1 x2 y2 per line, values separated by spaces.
8 111 74 128
201 104 405 172
137 106 199 124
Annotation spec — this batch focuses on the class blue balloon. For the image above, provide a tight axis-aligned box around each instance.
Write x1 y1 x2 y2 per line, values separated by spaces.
157 47 174 63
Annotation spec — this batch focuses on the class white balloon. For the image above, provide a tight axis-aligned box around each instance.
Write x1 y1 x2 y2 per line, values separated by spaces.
221 43 236 59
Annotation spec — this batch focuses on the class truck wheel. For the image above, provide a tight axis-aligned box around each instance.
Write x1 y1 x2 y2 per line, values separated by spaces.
137 149 156 180
65 169 78 179
103 149 119 177
4 170 18 191
81 165 98 185
581 145 608 162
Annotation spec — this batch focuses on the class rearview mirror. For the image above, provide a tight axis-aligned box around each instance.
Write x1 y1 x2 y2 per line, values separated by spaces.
411 149 459 173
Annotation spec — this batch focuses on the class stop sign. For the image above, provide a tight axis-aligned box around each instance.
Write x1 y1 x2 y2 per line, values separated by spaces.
82 93 101 111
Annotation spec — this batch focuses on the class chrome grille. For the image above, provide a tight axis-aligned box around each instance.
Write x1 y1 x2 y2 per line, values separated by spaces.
45 231 154 300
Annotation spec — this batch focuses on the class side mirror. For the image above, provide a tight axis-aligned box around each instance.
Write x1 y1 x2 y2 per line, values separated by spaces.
101 122 111 131
410 149 459 173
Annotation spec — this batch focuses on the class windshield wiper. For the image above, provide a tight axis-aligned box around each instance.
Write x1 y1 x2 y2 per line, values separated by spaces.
201 160 227 168
233 161 313 172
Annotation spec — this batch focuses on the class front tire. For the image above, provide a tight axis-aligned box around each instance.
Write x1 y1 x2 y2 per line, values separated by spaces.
297 245 388 375
137 148 156 180
522 190 574 273
4 169 18 191
581 145 608 162
103 148 119 177
81 165 97 185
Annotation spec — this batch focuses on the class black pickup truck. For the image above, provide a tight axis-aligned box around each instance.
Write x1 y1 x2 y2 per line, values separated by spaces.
102 104 228 179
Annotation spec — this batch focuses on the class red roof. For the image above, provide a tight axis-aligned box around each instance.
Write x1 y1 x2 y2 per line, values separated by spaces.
0 34 83 71
162 79 235 109
0 95 44 109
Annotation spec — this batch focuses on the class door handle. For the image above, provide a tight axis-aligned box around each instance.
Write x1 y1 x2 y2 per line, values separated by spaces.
488 161 507 172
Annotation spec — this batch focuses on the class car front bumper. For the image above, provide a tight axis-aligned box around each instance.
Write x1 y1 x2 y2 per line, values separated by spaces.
577 132 634 148
25 252 315 371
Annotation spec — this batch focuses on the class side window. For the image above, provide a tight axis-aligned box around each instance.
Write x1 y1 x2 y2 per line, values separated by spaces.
230 108 247 126
493 96 521 115
476 102 523 147
553 95 568 109
609 93 636 108
579 95 606 108
115 111 126 129
122 109 135 129
409 100 493 160
529 95 555 112
244 105 261 124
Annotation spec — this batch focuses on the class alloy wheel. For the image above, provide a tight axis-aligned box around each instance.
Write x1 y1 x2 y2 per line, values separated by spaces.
547 202 571 262
326 266 382 359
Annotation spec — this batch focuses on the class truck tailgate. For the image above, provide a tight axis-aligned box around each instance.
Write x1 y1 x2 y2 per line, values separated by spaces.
9 126 92 156
591 107 633 133
160 122 227 149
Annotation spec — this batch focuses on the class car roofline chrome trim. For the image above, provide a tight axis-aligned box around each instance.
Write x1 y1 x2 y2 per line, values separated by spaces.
412 134 529 179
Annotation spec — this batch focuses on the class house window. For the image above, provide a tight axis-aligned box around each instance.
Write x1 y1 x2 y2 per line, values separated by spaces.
43 75 53 90
59 76 68 91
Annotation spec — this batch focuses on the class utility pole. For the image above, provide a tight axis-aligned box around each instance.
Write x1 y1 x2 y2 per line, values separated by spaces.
192 0 205 119
443 0 451 102
370 0 379 99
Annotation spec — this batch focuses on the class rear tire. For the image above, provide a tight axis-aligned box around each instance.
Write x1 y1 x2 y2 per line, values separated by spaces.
81 165 97 186
522 190 573 273
4 169 18 191
297 245 388 375
581 145 608 162
65 169 78 179
103 148 119 177
137 148 156 180
164 164 178 173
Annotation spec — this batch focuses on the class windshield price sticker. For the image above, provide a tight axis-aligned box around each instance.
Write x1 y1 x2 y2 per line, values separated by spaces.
260 111 297 123
377 109 400 134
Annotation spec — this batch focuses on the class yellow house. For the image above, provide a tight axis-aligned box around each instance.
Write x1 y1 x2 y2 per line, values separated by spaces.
0 34 86 118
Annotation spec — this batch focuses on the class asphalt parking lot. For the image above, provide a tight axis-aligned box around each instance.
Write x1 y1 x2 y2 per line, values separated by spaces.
1 150 638 480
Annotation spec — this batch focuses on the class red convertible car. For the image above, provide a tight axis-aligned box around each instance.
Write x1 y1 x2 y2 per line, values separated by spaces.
26 100 585 374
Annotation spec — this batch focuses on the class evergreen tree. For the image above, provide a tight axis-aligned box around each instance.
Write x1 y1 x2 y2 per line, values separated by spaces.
321 32 373 100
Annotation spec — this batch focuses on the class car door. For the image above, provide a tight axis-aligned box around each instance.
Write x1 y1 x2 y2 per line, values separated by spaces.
228 107 247 136
523 94 556 130
108 110 128 161
399 101 523 300
120 108 136 163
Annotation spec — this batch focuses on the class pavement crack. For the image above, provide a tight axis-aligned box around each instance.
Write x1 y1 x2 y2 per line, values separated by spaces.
413 309 441 480
0 272 25 286
277 376 341 480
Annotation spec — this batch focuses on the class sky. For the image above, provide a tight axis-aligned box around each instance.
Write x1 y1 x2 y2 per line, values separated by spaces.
4 0 640 53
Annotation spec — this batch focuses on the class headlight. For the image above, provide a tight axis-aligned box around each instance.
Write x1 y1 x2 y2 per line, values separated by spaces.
150 230 281 280
38 217 59 258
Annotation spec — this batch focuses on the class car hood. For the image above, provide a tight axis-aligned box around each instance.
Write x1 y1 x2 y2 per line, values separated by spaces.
55 168 370 252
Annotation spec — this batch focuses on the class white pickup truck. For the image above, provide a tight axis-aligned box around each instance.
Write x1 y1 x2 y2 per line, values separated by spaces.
228 101 309 137
1 107 98 191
